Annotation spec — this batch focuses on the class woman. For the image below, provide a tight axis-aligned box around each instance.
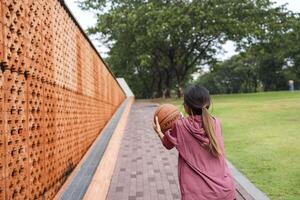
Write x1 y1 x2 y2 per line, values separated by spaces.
153 85 235 200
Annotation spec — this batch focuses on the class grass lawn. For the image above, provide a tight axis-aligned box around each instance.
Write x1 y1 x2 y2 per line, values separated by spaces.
156 91 300 200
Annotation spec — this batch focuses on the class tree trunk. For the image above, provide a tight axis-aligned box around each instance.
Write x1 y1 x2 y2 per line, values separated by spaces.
253 77 258 92
176 81 184 98
163 89 171 98
175 68 185 98
157 74 163 98
164 74 171 98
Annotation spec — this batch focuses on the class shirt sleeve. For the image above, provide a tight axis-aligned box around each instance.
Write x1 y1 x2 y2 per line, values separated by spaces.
161 122 179 150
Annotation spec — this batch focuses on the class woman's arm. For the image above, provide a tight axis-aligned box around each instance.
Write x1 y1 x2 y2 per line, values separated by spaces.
153 116 175 149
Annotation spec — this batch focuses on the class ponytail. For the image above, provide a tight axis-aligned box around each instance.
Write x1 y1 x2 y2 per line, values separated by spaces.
202 107 221 157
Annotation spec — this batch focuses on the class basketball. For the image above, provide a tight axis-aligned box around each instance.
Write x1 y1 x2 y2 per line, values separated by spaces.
154 104 181 133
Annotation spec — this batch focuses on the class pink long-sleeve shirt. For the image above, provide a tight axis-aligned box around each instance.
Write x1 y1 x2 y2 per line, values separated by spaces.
162 115 235 200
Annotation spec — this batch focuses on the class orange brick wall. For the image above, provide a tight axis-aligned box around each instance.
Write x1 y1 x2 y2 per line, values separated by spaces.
0 0 126 199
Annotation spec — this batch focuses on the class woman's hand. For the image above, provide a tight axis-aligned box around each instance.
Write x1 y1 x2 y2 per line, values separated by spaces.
153 116 161 133
153 116 164 139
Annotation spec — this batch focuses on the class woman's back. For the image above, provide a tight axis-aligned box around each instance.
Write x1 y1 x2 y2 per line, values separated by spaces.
163 115 235 200
154 85 236 200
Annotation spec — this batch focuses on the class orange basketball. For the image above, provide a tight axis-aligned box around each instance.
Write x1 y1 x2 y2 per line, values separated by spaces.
154 104 181 133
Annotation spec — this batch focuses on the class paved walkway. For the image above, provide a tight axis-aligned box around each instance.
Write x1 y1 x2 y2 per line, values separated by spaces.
106 102 250 200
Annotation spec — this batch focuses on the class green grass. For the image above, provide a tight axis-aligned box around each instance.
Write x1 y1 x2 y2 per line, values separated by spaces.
155 91 300 200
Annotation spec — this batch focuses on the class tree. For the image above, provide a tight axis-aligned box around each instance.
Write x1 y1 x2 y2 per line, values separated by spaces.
239 12 299 91
197 13 300 94
79 0 291 98
284 14 300 89
196 54 260 94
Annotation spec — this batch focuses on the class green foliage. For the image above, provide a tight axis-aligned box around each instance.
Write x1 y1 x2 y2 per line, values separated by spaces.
79 0 289 98
197 54 261 94
197 13 300 94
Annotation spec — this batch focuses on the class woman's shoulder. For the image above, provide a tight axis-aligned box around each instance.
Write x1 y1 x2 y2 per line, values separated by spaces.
169 116 186 132
212 116 221 124
212 117 223 136
175 115 188 126
171 117 182 130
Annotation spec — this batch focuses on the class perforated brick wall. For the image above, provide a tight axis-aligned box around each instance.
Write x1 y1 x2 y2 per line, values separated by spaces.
0 0 126 199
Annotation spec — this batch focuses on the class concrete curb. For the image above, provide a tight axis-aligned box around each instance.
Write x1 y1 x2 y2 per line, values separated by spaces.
83 97 134 200
54 98 133 200
227 160 270 200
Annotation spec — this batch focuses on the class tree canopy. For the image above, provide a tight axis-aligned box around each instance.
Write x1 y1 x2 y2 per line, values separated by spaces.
197 13 300 94
79 0 298 98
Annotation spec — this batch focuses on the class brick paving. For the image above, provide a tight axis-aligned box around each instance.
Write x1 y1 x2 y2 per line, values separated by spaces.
106 102 248 200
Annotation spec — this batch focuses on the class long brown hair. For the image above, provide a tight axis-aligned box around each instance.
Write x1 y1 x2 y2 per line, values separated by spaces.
183 85 221 157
